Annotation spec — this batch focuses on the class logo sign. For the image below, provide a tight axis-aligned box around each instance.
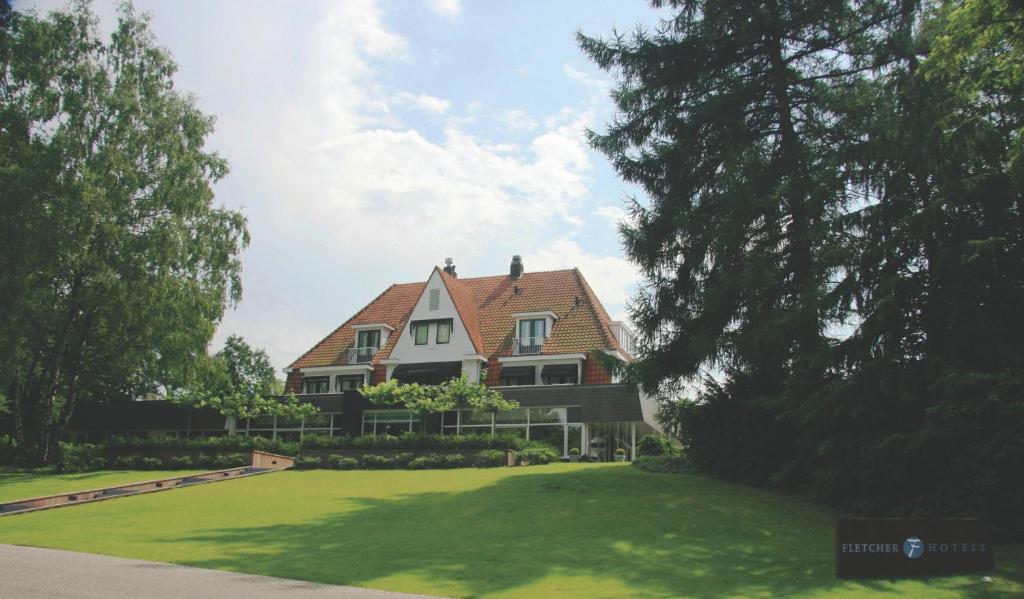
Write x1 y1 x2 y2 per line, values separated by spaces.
836 519 993 578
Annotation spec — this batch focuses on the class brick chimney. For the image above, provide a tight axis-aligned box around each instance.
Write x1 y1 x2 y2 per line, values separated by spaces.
509 255 524 278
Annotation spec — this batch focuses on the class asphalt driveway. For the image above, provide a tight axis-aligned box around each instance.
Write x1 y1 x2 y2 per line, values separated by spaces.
0 544 443 599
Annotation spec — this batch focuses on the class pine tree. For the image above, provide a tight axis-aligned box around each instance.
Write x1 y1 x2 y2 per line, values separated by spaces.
580 0 894 482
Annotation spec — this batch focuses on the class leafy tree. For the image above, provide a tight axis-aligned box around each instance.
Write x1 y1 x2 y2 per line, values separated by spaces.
360 375 518 418
583 0 1024 537
579 0 894 481
170 336 311 420
0 2 248 464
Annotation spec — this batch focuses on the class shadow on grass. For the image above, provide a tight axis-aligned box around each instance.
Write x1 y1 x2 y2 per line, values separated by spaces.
160 467 1018 598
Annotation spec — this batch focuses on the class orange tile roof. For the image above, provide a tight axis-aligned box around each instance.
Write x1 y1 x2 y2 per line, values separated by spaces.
288 267 629 369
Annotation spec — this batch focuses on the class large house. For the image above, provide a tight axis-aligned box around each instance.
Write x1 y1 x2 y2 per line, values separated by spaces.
278 256 659 460
63 257 659 460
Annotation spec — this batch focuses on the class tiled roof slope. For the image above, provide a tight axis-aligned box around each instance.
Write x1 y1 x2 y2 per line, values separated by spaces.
438 269 485 355
289 282 425 369
288 267 629 369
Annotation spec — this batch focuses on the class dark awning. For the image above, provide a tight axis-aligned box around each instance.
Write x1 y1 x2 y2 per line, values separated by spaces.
392 361 462 384
495 384 642 422
540 364 577 378
499 365 534 378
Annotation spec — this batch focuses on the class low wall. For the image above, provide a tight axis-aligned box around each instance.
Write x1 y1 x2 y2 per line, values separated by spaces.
297 448 515 467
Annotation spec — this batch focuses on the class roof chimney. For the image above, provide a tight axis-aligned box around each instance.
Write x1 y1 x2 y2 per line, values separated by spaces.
443 257 457 278
509 255 524 278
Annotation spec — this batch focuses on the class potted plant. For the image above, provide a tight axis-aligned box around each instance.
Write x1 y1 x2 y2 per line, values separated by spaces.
568 447 581 463
614 448 627 462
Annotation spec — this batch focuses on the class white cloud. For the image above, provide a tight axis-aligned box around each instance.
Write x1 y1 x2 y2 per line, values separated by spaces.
425 0 461 18
34 0 637 371
596 204 626 226
393 91 451 114
498 109 538 132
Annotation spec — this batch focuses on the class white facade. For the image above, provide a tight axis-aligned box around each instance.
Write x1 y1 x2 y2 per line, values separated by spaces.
388 269 481 372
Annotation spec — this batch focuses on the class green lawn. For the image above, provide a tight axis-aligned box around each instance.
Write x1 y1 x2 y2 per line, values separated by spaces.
0 470 205 503
0 464 1020 598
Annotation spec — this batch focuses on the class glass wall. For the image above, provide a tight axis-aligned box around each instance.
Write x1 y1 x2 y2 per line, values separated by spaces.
440 407 582 456
362 409 422 435
242 413 343 438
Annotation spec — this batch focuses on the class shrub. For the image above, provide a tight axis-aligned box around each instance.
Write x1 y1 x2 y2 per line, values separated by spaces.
442 454 464 468
166 455 194 469
139 457 164 470
213 453 248 469
110 455 141 470
407 453 465 469
293 455 323 469
194 453 216 469
615 448 626 456
299 434 354 450
516 445 558 465
637 434 674 457
475 449 507 467
408 454 442 469
568 447 580 456
329 455 359 470
59 443 106 472
358 454 391 469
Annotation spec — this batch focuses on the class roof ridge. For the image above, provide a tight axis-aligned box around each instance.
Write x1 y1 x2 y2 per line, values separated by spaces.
437 268 485 354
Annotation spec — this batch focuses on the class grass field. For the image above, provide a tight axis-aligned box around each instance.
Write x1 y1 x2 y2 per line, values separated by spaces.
0 464 1020 598
0 470 205 503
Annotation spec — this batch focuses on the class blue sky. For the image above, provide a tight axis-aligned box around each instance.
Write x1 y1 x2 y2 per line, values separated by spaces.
17 0 669 373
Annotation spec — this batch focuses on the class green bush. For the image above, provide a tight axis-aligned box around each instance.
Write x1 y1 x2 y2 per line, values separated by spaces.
110 455 140 470
329 455 359 470
568 447 580 456
166 455 194 469
637 434 674 457
299 434 354 450
59 443 106 472
475 449 507 467
443 454 464 468
515 445 558 465
293 455 323 469
408 454 442 469
358 454 391 469
194 453 216 469
139 457 164 470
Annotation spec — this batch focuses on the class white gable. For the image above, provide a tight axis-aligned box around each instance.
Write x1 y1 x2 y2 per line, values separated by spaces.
389 269 477 365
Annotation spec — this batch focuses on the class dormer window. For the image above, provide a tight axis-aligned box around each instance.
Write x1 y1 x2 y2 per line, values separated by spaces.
303 376 330 394
512 311 556 355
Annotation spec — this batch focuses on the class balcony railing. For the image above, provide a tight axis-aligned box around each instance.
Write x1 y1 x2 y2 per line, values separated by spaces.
348 346 378 364
512 337 544 356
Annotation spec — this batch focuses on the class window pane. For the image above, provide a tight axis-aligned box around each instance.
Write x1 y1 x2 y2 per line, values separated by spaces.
277 414 303 429
495 408 528 424
336 375 363 391
442 411 458 426
529 425 565 453
458 425 491 435
495 426 526 439
250 415 275 429
461 410 493 425
357 330 380 348
414 324 429 345
529 407 566 424
304 413 332 428
436 322 451 344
